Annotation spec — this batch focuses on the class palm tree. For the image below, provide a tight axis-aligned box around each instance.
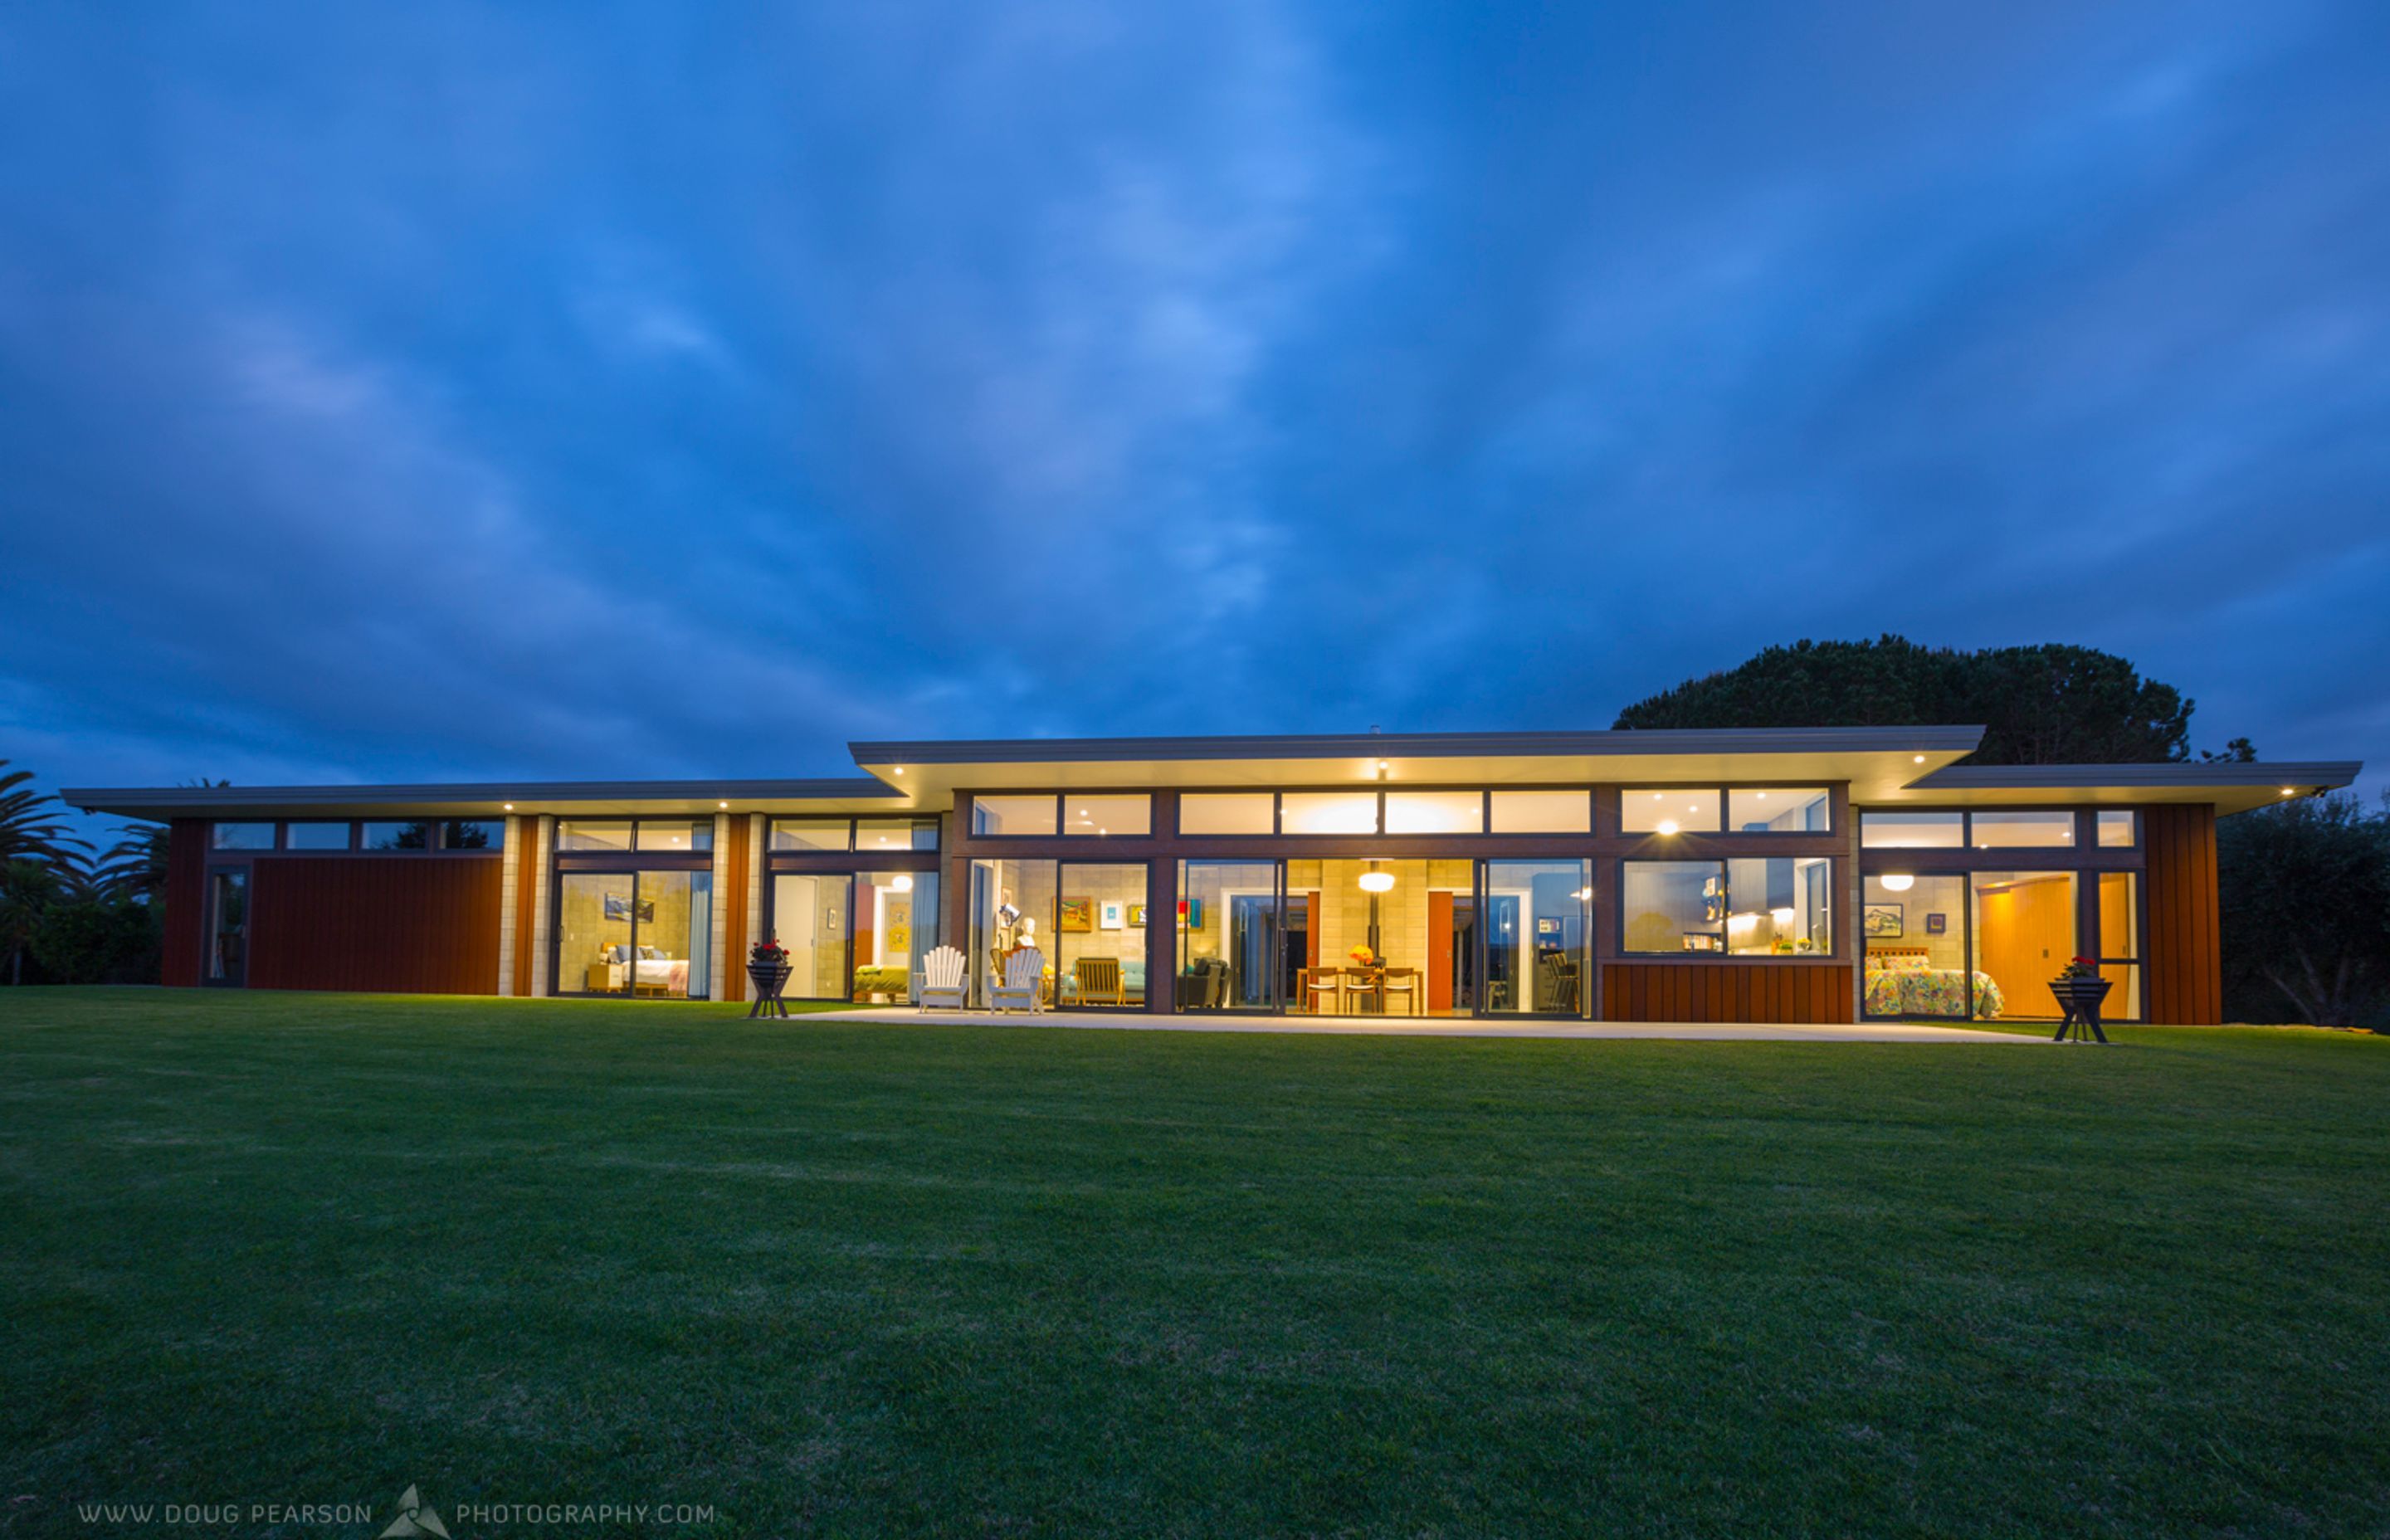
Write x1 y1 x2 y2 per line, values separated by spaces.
0 761 87 867
95 822 170 904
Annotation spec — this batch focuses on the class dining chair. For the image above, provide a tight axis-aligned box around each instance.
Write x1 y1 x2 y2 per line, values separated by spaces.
1380 966 1420 1016
1344 967 1386 1014
1299 966 1343 1015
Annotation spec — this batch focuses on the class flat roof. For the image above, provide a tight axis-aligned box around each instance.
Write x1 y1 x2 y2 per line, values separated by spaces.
61 728 2361 821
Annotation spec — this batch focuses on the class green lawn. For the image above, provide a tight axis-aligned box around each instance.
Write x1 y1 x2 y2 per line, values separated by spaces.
3 992 2386 1538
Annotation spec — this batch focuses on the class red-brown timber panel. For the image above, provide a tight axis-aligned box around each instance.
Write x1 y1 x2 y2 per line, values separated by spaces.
720 815 750 1003
511 816 544 997
161 818 207 987
2144 804 2222 1025
1601 962 1851 1023
248 857 502 994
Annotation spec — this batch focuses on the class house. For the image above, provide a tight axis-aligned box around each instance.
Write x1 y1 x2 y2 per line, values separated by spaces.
66 728 2360 1024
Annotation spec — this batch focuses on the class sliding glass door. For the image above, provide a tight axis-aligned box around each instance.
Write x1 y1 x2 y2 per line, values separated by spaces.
557 869 713 999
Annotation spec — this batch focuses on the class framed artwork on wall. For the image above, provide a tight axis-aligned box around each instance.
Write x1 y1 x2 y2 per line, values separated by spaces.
1060 896 1094 933
1862 904 1905 938
1098 900 1124 930
1924 912 1948 935
1127 904 1147 928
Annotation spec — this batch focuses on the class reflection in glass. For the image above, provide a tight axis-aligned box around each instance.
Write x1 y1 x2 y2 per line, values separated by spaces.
207 869 248 983
441 819 503 850
284 821 351 850
362 821 431 850
1178 861 1277 1011
211 823 275 850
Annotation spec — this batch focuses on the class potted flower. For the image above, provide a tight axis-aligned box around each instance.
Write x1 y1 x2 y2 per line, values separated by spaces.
2048 956 2112 1041
747 937 793 1018
1348 944 1376 968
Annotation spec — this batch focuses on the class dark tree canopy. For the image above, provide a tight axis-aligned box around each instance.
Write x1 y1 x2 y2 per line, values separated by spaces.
2217 792 2390 1028
1613 636 2199 765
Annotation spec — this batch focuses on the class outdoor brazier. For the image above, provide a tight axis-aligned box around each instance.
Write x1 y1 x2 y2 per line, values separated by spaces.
747 938 793 1020
2049 957 2113 1044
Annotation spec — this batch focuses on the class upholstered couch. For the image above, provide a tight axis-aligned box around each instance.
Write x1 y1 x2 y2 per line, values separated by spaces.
852 964 912 1001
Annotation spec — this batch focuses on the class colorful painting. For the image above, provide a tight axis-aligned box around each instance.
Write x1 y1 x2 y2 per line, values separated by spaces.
1098 899 1125 931
1059 896 1094 933
1924 912 1948 935
1863 903 1905 938
602 893 655 924
1177 898 1204 930
1126 904 1147 928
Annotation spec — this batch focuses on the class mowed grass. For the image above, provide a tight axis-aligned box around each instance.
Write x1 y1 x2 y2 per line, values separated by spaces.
2 993 2387 1538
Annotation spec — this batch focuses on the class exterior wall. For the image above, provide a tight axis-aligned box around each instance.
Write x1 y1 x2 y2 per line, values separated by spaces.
2144 803 2223 1025
161 818 207 987
1602 961 1852 1024
496 815 523 994
719 813 752 1003
247 856 503 993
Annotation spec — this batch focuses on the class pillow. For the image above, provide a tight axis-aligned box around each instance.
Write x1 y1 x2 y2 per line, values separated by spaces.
608 944 632 963
639 945 660 961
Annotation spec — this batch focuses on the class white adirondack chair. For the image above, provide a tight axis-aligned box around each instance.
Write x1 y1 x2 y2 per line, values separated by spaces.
918 945 967 1011
989 947 1046 1013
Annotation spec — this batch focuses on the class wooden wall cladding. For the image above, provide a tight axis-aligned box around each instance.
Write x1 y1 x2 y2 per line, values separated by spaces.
161 818 207 987
510 817 544 997
721 815 750 1003
2144 803 2222 1025
248 857 503 995
1601 962 1852 1024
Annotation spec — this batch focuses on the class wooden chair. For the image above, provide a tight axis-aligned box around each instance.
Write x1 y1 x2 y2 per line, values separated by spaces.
990 947 1045 1012
1299 966 1343 1015
918 945 967 1011
1380 966 1420 1015
1072 955 1125 1006
1344 968 1386 1014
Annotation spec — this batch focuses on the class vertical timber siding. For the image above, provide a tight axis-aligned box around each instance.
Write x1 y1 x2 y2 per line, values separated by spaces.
161 818 207 987
248 857 503 994
510 816 544 997
2145 803 2223 1025
1601 962 1852 1024
720 814 751 1002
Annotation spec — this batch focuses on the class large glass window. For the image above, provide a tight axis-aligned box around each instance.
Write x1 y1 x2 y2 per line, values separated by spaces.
1621 861 1725 953
1727 788 1832 833
1055 863 1148 1008
2098 871 2142 1021
856 818 939 853
1970 871 2077 1021
1724 855 1833 956
1861 874 1973 1018
1385 791 1483 835
771 820 850 851
1177 860 1280 1011
1489 791 1590 833
441 819 504 850
284 821 351 850
773 873 851 1000
1484 860 1588 1014
1861 811 1963 848
558 870 712 999
636 821 710 853
1970 811 2074 849
362 821 431 850
1280 792 1377 835
1062 796 1150 837
1623 790 1721 835
2097 811 2139 848
206 868 249 983
970 858 1057 1005
854 870 939 1003
210 822 276 850
557 820 634 851
1179 794 1273 835
973 796 1060 836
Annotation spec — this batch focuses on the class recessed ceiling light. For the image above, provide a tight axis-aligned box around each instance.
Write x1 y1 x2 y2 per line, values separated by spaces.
893 767 905 776
1914 754 1926 763
718 801 728 809
503 802 514 811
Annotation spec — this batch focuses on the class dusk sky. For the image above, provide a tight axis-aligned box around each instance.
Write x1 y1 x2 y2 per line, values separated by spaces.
3 1 2385 812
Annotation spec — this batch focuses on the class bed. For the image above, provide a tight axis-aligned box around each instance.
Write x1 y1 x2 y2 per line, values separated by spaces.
587 944 690 997
1865 948 2006 1019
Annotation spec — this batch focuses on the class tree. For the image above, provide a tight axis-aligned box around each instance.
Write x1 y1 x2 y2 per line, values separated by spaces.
1612 636 2208 764
0 761 89 866
0 858 61 987
2217 793 2390 1029
94 821 170 904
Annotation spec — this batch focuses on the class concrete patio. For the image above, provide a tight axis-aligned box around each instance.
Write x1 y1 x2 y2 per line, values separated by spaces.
808 1006 2042 1043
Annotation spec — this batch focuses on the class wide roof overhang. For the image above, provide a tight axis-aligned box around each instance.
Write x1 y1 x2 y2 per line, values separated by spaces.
63 728 2361 821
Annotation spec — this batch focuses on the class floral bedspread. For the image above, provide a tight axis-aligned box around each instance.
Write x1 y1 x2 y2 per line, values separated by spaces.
1864 967 2005 1020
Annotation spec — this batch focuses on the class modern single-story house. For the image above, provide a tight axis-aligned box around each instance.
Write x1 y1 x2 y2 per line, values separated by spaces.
67 728 2359 1025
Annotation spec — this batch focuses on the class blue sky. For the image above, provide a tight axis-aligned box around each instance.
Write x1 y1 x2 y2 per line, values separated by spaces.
2 1 2385 810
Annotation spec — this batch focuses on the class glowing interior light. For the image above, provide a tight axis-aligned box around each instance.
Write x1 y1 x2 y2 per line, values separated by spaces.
1656 819 1680 836
890 875 914 893
1880 873 1915 892
1770 907 1796 924
1358 870 1395 893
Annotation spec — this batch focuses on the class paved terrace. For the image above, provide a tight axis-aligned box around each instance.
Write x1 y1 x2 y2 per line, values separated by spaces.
810 1007 2041 1043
